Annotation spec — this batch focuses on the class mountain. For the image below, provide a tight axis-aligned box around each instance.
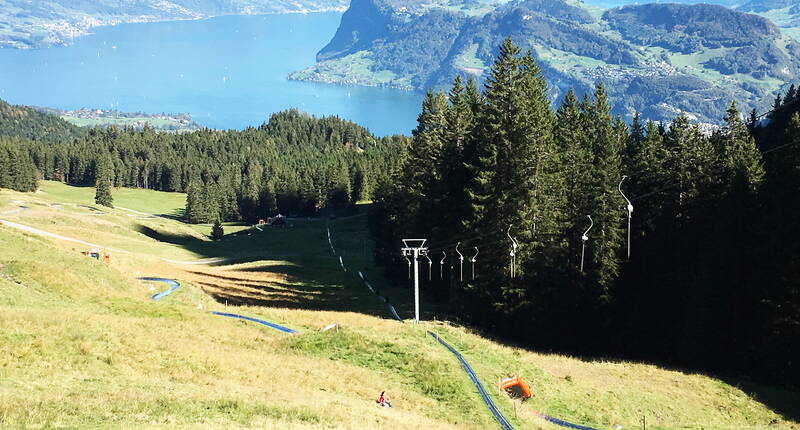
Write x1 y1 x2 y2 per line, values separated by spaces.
0 99 85 144
291 0 800 124
0 0 348 49
738 0 800 40
586 0 739 7
739 0 797 13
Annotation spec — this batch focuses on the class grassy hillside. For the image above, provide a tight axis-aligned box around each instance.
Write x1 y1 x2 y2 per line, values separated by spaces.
1 183 798 429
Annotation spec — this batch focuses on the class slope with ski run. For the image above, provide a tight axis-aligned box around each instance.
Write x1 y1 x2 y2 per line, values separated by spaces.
0 181 797 429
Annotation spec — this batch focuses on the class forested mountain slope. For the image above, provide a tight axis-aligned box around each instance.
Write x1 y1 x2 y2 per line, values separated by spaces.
291 0 800 124
0 99 86 144
0 0 349 49
368 37 800 389
738 0 800 39
740 0 798 12
1 104 408 222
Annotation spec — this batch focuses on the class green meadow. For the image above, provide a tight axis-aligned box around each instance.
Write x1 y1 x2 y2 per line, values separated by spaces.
0 183 798 429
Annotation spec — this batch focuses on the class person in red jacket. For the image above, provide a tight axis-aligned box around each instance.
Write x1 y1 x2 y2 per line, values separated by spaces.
376 391 392 407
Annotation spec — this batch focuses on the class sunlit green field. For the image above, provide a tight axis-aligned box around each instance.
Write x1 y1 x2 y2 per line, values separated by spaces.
1 183 798 429
60 115 201 132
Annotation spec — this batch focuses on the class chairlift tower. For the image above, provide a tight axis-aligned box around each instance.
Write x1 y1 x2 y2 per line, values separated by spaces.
402 239 427 324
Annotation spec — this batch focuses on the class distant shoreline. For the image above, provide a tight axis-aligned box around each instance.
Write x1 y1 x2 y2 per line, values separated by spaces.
31 106 203 132
0 8 346 50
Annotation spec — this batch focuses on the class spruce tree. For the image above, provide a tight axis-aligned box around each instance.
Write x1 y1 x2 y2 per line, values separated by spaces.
400 89 448 235
771 94 783 119
624 112 644 171
665 114 719 222
628 120 668 235
556 89 592 269
435 76 474 240
459 37 527 308
461 78 488 234
185 178 204 223
748 108 758 132
469 39 562 309
786 84 797 104
94 157 114 208
719 101 765 193
211 220 224 241
584 83 625 294
474 37 521 233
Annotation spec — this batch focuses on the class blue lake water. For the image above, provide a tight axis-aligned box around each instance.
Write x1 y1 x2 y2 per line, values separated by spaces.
0 12 424 136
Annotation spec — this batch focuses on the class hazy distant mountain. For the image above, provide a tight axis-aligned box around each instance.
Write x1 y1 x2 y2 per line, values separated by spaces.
291 0 799 124
736 0 800 40
0 0 349 49
584 0 740 7
739 0 798 12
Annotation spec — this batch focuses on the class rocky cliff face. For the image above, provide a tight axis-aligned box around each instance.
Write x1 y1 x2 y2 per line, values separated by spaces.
317 0 393 62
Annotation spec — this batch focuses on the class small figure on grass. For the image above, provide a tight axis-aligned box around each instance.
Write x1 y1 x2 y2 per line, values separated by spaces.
376 391 392 408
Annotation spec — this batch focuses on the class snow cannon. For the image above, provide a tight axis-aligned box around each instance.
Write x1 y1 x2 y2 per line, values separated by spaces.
500 377 532 401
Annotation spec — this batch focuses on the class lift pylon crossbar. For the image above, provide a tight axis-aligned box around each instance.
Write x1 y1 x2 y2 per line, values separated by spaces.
401 238 428 324
402 239 427 250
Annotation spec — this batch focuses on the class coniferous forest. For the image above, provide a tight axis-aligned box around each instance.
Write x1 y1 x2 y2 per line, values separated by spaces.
2 37 799 387
3 108 407 221
370 38 799 387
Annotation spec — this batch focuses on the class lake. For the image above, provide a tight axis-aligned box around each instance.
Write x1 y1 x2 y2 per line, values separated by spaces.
0 13 424 136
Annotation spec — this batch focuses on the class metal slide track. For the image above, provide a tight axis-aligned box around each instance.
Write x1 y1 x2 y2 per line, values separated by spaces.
427 331 516 430
137 277 180 300
211 311 296 334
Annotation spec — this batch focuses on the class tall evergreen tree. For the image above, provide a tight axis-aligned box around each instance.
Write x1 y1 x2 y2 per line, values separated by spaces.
94 157 114 208
401 89 448 235
556 89 592 273
584 83 625 295
718 101 765 193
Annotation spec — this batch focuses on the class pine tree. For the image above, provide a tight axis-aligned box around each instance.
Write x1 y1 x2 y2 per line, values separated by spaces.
185 178 205 223
665 114 719 219
239 161 262 221
786 84 797 105
718 101 765 193
211 220 224 241
467 39 563 310
584 83 625 294
400 89 448 235
434 76 474 241
259 179 278 218
473 37 521 234
556 89 592 271
748 108 758 132
94 157 114 208
628 120 668 236
461 78 488 234
771 94 783 119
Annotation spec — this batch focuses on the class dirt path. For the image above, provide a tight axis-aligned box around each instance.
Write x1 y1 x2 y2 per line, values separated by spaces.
0 218 130 253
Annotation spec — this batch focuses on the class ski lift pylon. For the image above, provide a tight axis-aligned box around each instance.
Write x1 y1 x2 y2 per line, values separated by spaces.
456 242 464 282
425 253 433 281
471 246 479 280
507 224 519 279
581 215 593 273
619 175 633 259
